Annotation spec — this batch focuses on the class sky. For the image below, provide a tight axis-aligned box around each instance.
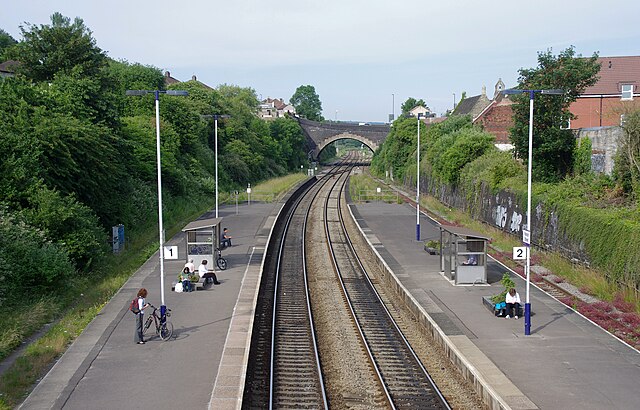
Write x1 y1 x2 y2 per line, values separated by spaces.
2 0 639 122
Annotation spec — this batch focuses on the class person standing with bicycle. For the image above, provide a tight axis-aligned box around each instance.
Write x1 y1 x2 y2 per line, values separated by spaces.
135 288 150 344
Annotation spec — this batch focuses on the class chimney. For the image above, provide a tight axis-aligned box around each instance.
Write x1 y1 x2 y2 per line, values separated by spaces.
165 71 170 77
192 75 197 81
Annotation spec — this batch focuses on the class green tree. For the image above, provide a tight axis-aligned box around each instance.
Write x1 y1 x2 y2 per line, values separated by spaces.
0 28 17 58
614 109 640 197
401 97 426 115
8 13 107 82
290 85 323 121
509 47 600 182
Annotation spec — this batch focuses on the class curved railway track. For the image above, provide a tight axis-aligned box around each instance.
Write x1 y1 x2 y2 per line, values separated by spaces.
243 159 354 409
243 154 451 409
324 168 450 409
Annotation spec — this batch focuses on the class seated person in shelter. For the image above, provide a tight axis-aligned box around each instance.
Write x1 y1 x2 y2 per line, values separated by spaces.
462 254 477 265
220 227 232 248
179 267 192 292
505 288 522 319
198 259 220 285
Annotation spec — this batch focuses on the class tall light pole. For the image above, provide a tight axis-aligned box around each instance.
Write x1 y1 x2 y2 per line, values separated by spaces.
202 114 230 218
453 93 456 111
503 88 563 335
416 112 426 241
392 93 395 122
126 89 188 320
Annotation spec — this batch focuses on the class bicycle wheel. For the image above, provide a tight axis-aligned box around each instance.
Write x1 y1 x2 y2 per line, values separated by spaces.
142 317 152 336
216 257 227 270
159 320 173 341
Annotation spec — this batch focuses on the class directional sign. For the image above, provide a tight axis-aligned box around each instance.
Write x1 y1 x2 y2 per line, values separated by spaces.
513 246 528 260
522 229 531 245
163 245 178 260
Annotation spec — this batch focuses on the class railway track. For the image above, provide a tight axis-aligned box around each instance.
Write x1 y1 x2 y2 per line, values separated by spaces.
243 159 354 409
324 168 450 409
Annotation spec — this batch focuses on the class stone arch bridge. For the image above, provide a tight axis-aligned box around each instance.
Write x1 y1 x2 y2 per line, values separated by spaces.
296 117 390 159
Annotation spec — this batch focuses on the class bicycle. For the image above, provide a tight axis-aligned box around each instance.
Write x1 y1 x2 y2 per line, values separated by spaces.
143 304 174 341
215 246 227 270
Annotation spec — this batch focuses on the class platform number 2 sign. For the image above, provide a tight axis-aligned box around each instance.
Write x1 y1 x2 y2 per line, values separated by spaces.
513 246 528 260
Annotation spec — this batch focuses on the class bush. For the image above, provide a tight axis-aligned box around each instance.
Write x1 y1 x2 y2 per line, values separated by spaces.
0 206 75 303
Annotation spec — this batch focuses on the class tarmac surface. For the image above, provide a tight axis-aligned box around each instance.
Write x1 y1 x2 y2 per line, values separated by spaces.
19 202 280 410
18 183 640 410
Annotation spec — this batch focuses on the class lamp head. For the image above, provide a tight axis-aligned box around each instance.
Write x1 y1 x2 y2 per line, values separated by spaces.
166 90 189 96
126 90 149 96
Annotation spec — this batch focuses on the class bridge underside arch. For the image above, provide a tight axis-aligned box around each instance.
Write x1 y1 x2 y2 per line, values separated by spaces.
315 132 378 158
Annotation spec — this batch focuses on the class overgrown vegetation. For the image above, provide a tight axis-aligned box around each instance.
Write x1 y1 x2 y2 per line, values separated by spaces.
0 13 310 309
0 12 313 405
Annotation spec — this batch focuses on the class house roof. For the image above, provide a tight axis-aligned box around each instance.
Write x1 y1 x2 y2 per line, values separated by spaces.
0 60 20 73
582 56 640 95
164 71 181 86
452 93 491 119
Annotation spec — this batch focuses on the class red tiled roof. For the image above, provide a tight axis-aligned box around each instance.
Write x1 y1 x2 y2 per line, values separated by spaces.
582 56 640 95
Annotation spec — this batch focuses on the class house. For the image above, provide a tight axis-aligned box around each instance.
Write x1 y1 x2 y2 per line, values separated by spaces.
454 79 515 149
163 71 181 87
408 105 434 118
451 84 493 120
0 60 19 78
474 79 515 146
569 56 640 129
259 97 296 120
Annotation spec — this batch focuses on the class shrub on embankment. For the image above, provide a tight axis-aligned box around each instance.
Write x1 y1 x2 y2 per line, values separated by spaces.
371 115 640 300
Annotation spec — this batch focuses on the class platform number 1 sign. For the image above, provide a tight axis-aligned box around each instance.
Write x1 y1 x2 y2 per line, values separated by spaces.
513 246 528 260
163 246 178 260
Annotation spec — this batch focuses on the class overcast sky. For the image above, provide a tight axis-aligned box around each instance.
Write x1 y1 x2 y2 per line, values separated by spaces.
2 0 639 122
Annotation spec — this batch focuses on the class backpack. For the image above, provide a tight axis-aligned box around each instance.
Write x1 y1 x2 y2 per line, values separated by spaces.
129 297 141 314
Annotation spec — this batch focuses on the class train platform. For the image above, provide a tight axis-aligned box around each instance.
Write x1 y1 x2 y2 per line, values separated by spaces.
349 200 640 410
19 199 283 410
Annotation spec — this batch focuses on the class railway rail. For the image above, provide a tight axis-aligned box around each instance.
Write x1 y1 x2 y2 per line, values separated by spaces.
324 167 450 409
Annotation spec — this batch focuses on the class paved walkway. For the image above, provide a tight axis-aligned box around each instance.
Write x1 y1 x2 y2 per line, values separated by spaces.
19 201 281 410
350 200 640 410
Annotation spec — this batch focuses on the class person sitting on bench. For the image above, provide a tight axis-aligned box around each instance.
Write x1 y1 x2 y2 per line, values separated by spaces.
462 254 477 265
220 227 232 248
198 259 220 285
505 288 521 319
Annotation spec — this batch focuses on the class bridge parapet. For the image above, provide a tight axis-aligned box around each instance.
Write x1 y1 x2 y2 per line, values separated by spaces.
296 117 390 159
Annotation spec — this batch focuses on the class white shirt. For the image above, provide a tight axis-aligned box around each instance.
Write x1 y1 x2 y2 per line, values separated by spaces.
198 263 208 278
184 261 195 273
137 297 146 314
506 292 521 304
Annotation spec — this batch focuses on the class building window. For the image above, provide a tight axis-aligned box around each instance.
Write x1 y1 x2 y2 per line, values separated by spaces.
621 84 633 100
621 114 626 126
560 117 570 130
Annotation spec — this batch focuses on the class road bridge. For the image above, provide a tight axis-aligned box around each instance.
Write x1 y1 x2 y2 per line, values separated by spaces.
296 117 390 159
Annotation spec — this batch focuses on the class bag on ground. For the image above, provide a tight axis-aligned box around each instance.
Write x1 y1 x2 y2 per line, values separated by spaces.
175 282 183 293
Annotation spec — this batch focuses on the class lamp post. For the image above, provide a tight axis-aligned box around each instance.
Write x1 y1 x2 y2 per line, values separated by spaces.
453 93 456 111
392 93 395 122
126 89 188 320
202 114 230 218
416 112 426 241
502 88 563 335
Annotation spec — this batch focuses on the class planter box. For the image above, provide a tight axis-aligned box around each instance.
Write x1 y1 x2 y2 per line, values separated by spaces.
423 245 439 255
482 296 505 317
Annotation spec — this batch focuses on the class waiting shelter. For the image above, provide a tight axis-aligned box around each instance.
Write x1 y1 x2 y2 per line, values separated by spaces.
182 217 223 269
439 225 490 285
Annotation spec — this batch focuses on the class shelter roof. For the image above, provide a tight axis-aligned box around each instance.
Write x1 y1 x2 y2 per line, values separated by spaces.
439 225 491 241
182 217 223 231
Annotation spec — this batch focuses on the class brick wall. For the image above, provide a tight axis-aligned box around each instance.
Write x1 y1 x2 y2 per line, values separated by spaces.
477 105 513 144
